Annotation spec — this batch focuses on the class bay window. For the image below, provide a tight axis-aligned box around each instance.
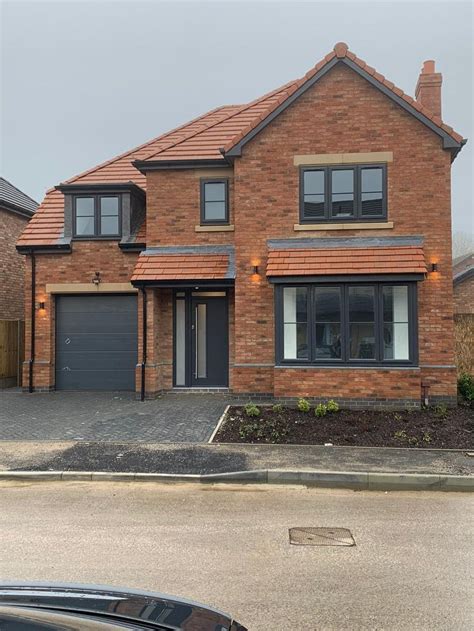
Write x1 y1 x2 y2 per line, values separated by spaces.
277 282 416 366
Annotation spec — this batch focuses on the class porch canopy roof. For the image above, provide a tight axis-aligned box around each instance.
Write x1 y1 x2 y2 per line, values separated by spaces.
131 245 235 287
266 237 427 282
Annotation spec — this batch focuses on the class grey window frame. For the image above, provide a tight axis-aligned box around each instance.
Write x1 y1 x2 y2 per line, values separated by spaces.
200 178 229 225
73 194 122 239
275 281 417 367
299 164 387 223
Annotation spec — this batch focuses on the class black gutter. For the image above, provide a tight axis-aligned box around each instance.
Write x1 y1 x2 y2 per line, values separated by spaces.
133 158 228 174
140 287 147 401
29 252 36 393
131 279 235 288
119 241 146 252
16 243 71 255
55 182 146 200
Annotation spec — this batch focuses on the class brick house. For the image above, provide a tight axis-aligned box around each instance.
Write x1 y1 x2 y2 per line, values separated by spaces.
1 177 37 320
453 253 474 316
17 43 466 406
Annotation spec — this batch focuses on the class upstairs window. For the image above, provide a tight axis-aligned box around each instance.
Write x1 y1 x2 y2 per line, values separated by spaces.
300 164 387 223
200 179 229 224
73 195 121 238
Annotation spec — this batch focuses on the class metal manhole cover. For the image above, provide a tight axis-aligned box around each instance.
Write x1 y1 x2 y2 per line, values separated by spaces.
289 527 355 546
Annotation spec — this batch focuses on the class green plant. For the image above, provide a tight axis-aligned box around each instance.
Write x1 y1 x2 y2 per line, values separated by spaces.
422 431 432 443
394 412 403 422
458 372 474 402
244 403 260 417
434 403 448 419
326 399 339 413
297 398 311 413
315 403 328 417
239 422 259 439
394 430 408 440
408 436 419 446
272 403 284 413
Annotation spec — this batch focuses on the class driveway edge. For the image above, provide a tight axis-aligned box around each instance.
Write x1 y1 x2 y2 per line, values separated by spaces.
0 469 472 491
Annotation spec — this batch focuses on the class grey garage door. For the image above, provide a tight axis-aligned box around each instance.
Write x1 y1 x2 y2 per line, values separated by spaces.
56 295 138 391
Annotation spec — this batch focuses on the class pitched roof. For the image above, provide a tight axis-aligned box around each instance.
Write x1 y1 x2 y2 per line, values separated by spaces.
0 177 38 217
131 246 235 283
266 245 427 277
19 42 465 248
453 252 474 284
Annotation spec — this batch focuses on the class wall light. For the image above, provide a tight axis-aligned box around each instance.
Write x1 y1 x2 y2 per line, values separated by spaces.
252 264 259 275
430 262 438 273
36 301 45 310
92 271 101 285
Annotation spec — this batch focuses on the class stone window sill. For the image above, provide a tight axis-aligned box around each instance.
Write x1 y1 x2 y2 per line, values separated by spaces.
195 224 235 232
294 221 394 231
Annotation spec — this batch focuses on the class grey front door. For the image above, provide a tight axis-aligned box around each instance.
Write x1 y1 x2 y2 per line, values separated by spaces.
174 290 229 388
55 294 138 390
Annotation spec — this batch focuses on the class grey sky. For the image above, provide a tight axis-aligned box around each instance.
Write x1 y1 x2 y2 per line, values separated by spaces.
1 0 472 235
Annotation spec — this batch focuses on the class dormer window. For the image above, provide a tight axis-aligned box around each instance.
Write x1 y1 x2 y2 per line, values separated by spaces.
73 195 121 238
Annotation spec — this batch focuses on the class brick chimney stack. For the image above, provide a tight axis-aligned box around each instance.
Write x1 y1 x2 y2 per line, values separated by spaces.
415 60 442 118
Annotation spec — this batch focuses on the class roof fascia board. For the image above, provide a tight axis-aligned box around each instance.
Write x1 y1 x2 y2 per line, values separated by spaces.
56 182 146 198
131 279 235 288
225 58 462 158
133 158 229 174
16 243 72 255
268 273 425 283
453 267 474 286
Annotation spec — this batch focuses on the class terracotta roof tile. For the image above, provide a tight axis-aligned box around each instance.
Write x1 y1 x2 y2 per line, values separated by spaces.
266 246 427 277
131 253 231 282
21 42 464 248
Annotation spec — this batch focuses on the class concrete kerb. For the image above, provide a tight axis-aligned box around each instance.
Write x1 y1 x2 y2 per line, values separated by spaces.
0 469 472 491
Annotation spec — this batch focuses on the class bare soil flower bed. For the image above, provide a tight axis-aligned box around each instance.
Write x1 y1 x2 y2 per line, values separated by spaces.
214 404 473 449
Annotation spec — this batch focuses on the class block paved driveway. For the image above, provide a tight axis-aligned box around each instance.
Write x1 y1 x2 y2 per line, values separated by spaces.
0 391 230 442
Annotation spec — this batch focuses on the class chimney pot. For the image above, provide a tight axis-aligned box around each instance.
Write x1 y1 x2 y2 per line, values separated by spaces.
415 59 442 118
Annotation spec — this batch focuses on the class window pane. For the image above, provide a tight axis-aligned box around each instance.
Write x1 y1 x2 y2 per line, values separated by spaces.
175 299 185 385
75 215 94 236
100 215 119 235
100 196 119 215
350 324 376 359
76 197 94 217
303 195 325 218
283 287 308 360
315 287 341 322
332 170 354 193
361 192 383 216
331 170 354 217
361 167 382 192
315 323 341 359
204 201 226 221
304 170 324 195
349 286 375 322
383 286 409 360
204 182 226 202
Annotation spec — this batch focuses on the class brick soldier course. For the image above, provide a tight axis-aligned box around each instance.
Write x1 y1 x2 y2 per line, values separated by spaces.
17 43 466 407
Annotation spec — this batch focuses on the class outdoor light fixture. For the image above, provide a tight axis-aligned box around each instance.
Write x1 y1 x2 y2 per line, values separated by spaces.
252 264 259 275
36 301 45 310
92 271 101 285
431 262 438 273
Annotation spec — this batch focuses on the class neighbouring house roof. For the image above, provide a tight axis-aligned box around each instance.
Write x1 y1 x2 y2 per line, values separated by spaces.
453 252 474 286
266 237 427 277
131 246 235 284
18 42 466 249
0 177 38 218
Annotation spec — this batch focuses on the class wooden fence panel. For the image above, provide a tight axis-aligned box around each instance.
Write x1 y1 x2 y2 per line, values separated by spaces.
0 320 24 387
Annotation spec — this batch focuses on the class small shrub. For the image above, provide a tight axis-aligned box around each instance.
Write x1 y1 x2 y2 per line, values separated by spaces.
272 403 284 413
394 430 408 440
434 403 448 419
239 422 259 439
408 436 419 446
422 431 432 444
244 403 260 417
315 403 328 417
326 399 339 413
297 398 311 413
458 372 474 402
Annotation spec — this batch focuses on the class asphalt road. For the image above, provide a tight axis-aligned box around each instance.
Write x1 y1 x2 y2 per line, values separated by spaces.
0 481 472 631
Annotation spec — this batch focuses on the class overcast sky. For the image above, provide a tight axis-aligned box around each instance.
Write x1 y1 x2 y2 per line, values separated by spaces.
1 0 472 235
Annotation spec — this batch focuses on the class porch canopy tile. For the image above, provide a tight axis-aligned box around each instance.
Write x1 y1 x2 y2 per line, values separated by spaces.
266 236 427 278
131 245 235 283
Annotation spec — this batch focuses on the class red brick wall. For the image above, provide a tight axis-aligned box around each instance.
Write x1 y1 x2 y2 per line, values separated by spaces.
229 63 456 401
23 242 139 389
0 208 30 320
454 277 474 315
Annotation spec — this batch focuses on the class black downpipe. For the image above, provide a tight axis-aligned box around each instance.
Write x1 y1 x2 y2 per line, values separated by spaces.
29 252 36 393
140 287 147 401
